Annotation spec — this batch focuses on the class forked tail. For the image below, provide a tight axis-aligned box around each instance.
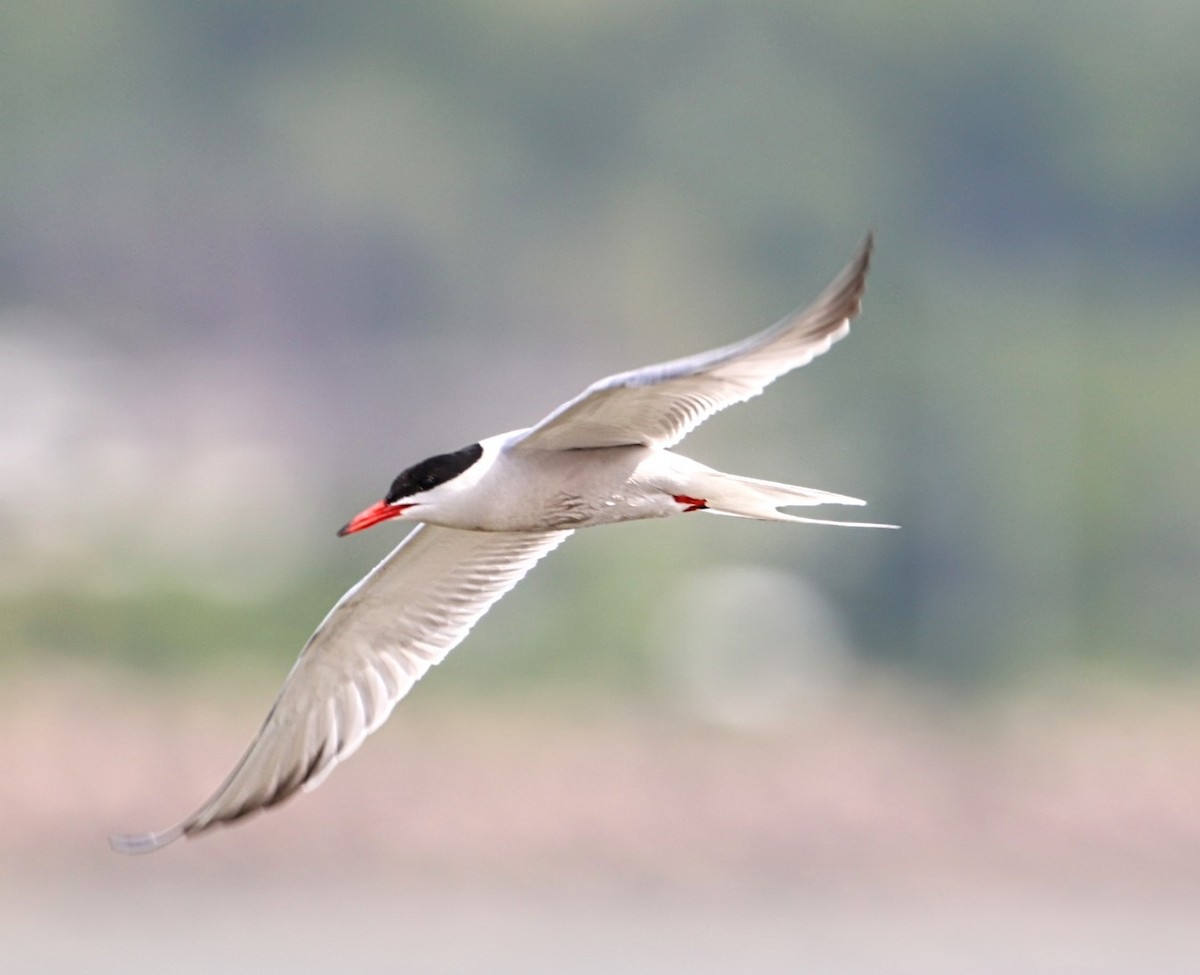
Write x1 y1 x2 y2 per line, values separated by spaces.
686 470 898 528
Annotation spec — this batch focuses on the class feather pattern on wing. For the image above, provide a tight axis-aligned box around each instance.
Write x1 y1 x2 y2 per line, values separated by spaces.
111 525 571 853
512 235 872 452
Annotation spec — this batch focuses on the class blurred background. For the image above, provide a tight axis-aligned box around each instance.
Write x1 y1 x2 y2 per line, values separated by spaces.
4 1 1200 971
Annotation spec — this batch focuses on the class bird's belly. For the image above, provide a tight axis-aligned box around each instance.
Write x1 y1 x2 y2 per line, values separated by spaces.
470 446 686 532
532 486 680 529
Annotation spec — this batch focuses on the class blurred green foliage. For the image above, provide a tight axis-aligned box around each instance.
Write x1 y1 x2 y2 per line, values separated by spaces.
1 0 1197 689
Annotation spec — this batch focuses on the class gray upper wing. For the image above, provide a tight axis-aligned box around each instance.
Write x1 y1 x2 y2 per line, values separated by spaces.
111 524 572 853
511 235 872 452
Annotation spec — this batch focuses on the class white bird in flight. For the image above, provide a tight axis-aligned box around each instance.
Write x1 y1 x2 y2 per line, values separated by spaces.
112 234 893 854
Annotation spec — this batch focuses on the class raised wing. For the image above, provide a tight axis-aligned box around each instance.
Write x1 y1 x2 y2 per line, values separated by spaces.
111 524 571 853
512 235 872 452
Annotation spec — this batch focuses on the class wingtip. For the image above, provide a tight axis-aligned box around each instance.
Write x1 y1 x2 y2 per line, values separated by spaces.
109 825 186 855
852 230 874 279
816 231 874 317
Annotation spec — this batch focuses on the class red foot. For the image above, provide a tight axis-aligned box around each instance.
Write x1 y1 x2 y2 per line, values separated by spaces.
673 494 708 512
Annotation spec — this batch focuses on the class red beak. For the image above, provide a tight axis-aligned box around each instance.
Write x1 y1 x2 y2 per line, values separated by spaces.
337 500 412 537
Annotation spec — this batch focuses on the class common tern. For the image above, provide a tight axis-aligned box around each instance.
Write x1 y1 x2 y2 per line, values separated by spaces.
112 234 893 854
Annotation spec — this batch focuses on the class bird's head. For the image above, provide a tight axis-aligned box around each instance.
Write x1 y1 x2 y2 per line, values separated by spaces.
337 441 485 536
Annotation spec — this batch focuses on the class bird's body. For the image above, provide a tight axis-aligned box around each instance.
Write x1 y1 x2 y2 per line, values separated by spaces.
388 436 678 532
365 436 868 533
112 235 893 854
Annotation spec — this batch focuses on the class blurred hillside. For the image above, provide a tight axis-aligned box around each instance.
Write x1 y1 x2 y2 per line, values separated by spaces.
4 0 1198 691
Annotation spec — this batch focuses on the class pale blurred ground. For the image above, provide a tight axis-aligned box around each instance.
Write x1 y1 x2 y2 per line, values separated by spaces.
5 667 1200 973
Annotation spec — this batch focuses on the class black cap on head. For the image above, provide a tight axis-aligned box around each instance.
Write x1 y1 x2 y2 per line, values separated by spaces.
385 442 484 503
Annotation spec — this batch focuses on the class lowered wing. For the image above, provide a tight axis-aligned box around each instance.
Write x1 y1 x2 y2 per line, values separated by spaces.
111 524 571 853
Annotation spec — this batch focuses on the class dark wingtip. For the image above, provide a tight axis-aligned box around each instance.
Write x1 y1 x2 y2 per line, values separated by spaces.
852 230 874 282
813 231 874 326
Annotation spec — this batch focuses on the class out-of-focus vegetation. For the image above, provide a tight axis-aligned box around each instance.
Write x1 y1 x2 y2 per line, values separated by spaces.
2 0 1198 693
